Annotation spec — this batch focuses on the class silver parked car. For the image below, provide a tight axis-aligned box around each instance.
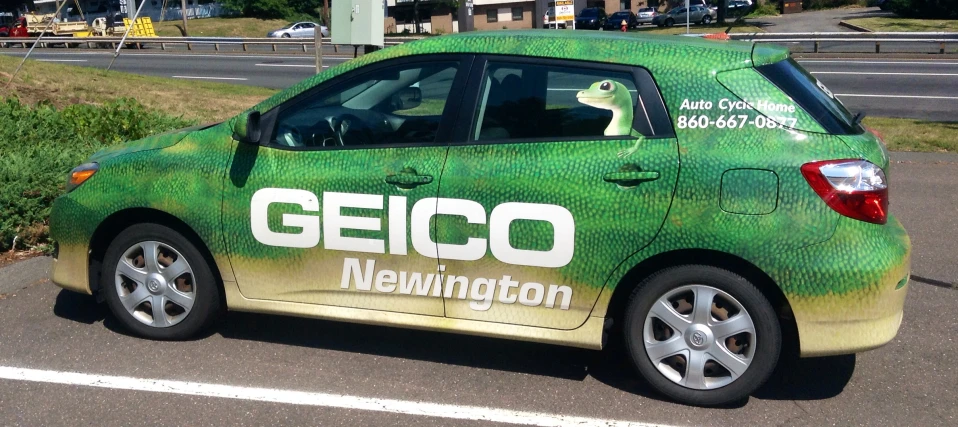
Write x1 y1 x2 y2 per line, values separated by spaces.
268 22 330 38
652 5 717 27
636 7 656 25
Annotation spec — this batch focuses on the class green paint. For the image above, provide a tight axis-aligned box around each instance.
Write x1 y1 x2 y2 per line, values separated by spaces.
49 31 908 353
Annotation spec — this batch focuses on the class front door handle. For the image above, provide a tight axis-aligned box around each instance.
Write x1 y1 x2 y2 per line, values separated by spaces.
603 170 660 186
385 167 434 190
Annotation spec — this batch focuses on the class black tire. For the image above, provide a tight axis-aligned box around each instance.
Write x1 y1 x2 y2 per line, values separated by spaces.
281 33 291 38
623 265 781 406
665 18 675 27
702 15 712 25
101 223 222 340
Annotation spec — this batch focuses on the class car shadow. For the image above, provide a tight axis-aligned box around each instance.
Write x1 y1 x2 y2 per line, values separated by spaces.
754 353 856 400
52 289 855 404
215 310 603 382
52 289 106 324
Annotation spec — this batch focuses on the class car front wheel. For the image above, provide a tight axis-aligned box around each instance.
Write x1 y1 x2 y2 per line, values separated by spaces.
623 265 781 406
702 15 712 25
665 18 675 27
281 33 291 38
101 223 221 340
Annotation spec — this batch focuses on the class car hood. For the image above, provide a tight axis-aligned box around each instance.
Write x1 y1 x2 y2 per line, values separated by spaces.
89 122 220 163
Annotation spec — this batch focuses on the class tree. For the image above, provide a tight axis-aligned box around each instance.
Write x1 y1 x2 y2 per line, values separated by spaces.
716 0 727 24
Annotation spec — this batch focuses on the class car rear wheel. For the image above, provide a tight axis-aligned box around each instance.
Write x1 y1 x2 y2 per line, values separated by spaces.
623 265 781 406
101 223 221 340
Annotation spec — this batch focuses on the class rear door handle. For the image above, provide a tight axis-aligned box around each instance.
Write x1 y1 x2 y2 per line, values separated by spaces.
385 167 434 189
603 170 660 186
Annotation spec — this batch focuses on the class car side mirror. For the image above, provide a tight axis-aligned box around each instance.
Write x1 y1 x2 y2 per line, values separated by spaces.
391 87 422 111
233 110 262 145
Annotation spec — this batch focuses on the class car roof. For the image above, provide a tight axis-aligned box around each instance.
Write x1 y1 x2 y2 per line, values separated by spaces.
394 30 782 72
254 31 788 113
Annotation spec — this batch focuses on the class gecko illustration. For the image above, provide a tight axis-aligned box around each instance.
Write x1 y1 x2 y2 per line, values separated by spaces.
575 80 645 158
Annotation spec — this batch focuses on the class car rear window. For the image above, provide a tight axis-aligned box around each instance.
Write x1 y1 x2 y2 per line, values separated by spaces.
756 59 862 135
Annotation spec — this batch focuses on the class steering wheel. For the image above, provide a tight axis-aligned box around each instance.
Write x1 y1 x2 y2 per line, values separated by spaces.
327 114 374 147
276 124 303 147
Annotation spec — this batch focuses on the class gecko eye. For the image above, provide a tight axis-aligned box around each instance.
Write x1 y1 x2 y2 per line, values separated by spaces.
599 81 613 91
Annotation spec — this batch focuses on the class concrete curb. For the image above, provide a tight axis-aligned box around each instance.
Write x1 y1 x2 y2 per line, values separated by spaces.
838 21 873 33
0 256 51 295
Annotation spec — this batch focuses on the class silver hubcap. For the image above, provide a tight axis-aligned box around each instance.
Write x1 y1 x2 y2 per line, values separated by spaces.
643 285 756 390
115 241 196 328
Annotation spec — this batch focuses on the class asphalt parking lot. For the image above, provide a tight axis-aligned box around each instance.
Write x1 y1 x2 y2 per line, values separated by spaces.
1 152 956 426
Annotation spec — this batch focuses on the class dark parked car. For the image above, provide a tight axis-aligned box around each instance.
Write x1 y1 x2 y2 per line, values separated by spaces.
603 10 639 30
575 7 607 30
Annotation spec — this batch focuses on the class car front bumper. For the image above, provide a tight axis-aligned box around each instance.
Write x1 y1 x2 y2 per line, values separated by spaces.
757 215 911 357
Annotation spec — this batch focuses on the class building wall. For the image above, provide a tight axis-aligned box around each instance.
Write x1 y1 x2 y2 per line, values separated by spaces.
430 7 455 34
474 3 534 31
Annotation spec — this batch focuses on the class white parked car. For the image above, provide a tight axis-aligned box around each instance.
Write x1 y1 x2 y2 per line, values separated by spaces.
268 22 329 38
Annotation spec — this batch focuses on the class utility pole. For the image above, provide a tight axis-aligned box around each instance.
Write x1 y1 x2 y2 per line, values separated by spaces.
181 0 188 35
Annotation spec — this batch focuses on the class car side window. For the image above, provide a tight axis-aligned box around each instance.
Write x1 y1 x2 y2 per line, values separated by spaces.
473 62 653 141
271 61 460 149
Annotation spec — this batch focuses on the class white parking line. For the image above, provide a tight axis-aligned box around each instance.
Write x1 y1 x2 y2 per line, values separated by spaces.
36 59 88 62
0 366 668 427
172 75 248 81
256 63 328 68
836 93 958 100
812 72 958 76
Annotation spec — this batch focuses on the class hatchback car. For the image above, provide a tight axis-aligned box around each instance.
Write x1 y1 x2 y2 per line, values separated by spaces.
575 7 607 30
636 7 657 25
268 21 329 38
50 31 910 407
653 5 716 26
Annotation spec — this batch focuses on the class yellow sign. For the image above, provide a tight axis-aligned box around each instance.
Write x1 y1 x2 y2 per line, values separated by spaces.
556 0 575 22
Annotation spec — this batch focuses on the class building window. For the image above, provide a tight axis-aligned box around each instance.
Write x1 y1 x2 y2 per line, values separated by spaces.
512 7 523 21
487 9 498 23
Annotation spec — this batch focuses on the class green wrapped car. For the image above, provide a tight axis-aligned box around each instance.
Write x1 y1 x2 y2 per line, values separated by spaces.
49 31 910 406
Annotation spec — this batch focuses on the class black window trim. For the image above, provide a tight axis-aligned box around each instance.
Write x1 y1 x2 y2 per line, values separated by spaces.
257 54 476 152
450 54 675 146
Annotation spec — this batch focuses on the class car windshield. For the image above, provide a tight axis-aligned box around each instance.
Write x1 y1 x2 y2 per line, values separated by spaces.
280 23 296 29
580 9 598 17
611 12 629 17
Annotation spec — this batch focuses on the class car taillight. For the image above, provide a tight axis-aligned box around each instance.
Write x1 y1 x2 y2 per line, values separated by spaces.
801 159 888 224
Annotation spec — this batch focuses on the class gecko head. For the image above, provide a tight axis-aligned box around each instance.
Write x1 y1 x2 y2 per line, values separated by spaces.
576 80 631 112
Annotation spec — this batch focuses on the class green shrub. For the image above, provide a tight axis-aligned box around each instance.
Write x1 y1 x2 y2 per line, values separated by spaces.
747 3 781 16
887 0 958 19
803 0 868 9
0 98 192 251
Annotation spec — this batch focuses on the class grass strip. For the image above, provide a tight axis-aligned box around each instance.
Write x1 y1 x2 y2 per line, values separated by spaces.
0 54 277 123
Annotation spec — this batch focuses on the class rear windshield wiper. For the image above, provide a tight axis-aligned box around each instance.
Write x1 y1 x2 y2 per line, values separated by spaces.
852 111 865 125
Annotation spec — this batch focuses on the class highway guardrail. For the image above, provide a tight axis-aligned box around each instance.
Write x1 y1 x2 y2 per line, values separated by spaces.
1 32 955 55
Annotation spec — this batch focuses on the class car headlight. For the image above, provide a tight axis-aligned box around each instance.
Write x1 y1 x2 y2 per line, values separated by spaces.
66 162 98 193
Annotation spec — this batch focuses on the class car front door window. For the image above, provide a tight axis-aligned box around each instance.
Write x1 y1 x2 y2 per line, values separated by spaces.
271 62 459 149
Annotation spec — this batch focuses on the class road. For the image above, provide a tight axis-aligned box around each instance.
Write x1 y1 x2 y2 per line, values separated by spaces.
744 6 892 33
2 50 956 121
0 152 956 426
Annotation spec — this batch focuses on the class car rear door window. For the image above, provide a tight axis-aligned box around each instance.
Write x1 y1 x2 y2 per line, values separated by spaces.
472 62 660 141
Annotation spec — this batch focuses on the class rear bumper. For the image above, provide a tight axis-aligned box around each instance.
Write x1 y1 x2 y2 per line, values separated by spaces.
757 215 911 357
